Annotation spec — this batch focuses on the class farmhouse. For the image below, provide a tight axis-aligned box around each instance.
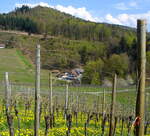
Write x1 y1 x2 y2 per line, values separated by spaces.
0 44 6 49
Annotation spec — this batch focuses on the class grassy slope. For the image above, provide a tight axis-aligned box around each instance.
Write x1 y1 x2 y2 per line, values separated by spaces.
0 48 34 82
0 48 49 84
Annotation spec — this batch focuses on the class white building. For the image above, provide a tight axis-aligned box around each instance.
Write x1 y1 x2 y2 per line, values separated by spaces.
0 44 5 49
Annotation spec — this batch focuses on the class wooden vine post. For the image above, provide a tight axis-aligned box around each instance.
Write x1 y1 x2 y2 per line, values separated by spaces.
5 72 11 114
102 88 106 117
5 72 14 136
109 73 117 136
65 83 69 119
135 19 146 136
34 45 41 136
49 72 53 115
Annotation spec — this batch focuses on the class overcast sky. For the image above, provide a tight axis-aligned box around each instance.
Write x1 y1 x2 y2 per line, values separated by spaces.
0 0 150 31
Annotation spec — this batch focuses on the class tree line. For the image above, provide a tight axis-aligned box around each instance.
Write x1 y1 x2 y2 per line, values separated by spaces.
0 14 38 34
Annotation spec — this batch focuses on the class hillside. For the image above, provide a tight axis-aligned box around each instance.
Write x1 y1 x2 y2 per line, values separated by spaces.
0 6 136 41
0 47 50 84
0 6 150 85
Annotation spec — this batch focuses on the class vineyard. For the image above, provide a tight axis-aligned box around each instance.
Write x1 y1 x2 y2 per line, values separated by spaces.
0 81 149 136
0 20 150 136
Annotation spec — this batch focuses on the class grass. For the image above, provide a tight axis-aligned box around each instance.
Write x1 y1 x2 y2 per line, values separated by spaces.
0 49 34 83
16 49 33 69
0 48 49 84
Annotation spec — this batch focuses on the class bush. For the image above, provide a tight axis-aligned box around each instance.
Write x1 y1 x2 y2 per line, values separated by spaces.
105 53 129 77
82 59 104 84
91 72 101 85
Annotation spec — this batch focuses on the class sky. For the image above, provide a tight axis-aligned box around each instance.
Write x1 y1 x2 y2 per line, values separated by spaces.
0 0 150 31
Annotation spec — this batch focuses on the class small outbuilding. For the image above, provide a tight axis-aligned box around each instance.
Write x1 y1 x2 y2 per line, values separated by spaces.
0 44 6 49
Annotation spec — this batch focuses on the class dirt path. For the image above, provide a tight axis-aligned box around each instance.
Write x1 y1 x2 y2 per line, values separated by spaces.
0 30 55 39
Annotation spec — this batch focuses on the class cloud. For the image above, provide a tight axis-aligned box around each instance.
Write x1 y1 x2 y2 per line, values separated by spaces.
114 1 138 10
114 3 129 10
105 14 122 25
54 5 100 22
104 11 150 28
129 1 138 8
15 2 101 22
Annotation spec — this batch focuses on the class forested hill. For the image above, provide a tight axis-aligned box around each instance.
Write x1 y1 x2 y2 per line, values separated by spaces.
0 5 136 41
0 6 150 85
